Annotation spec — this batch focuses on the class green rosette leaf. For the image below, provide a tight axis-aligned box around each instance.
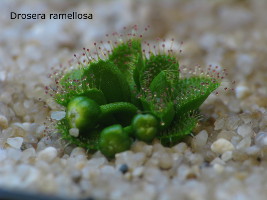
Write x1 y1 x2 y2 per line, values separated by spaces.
54 68 107 106
147 71 176 129
109 38 144 107
174 76 220 115
109 39 143 81
140 54 179 89
83 60 131 103
158 112 199 146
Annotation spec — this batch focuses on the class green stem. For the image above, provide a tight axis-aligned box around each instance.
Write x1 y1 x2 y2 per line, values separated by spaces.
99 102 139 125
100 102 138 117
123 125 134 137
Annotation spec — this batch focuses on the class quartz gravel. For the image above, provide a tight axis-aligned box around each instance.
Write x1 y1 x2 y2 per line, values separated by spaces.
1 0 267 200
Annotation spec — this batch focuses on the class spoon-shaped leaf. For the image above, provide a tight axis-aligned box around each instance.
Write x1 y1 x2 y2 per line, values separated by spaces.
140 54 179 89
174 76 220 115
83 60 131 103
148 71 175 129
158 112 199 146
109 39 144 107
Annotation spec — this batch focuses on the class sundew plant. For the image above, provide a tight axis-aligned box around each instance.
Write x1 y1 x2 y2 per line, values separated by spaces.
46 25 227 158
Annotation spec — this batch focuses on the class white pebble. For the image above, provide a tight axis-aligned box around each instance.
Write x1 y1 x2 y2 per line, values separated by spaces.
132 166 144 177
7 148 22 161
158 152 173 170
255 132 267 147
228 99 241 113
50 111 66 120
36 125 45 138
13 102 26 117
246 145 261 156
236 54 254 75
87 156 107 167
115 151 146 169
211 138 234 154
153 142 165 153
176 165 198 181
6 137 23 149
13 122 38 134
0 92 12 104
69 128 79 137
246 145 260 156
23 166 40 186
172 142 188 153
21 148 36 160
221 151 232 162
0 114 8 129
214 118 225 130
70 147 87 158
187 153 204 165
192 130 208 150
236 137 251 150
231 135 242 146
144 167 167 188
213 163 224 173
199 33 217 51
240 113 252 124
237 124 253 137
225 116 241 130
211 157 225 166
235 85 250 99
100 165 116 174
217 130 235 141
0 149 7 161
37 147 57 162
132 141 153 157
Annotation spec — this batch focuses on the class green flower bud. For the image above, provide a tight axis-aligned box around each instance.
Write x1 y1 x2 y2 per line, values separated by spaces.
66 96 101 132
132 113 158 142
99 124 132 158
